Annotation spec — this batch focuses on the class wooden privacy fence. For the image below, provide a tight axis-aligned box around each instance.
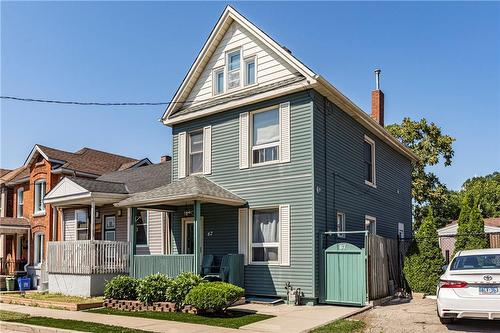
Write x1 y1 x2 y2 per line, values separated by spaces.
132 255 195 279
367 235 400 300
47 241 130 274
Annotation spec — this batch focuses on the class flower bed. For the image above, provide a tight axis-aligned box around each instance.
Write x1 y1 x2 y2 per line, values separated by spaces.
0 292 103 311
103 299 198 314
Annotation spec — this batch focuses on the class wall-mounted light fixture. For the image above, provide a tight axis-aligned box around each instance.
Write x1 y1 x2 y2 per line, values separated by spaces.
95 211 100 218
117 209 122 217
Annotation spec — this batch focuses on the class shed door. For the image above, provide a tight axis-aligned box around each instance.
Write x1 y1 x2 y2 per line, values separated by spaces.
324 242 366 306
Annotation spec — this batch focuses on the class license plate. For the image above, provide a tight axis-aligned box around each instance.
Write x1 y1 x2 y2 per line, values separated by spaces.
479 286 499 295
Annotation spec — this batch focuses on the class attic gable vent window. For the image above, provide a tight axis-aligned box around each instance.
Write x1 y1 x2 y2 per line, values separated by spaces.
227 50 241 90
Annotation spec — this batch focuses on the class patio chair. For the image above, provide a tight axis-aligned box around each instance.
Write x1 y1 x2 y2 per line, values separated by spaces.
201 254 214 276
203 255 230 282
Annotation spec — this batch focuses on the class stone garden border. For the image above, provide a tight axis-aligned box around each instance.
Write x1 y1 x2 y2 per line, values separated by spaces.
103 299 198 314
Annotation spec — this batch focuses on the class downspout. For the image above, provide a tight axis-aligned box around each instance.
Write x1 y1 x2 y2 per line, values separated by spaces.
23 231 30 272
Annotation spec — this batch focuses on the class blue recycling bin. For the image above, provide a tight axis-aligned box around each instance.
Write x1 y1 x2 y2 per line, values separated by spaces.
17 276 31 291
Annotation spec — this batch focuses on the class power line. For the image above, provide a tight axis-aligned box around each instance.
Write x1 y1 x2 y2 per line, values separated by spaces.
0 96 176 106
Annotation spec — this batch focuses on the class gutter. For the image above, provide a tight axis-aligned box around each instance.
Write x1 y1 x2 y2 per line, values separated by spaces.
51 168 100 178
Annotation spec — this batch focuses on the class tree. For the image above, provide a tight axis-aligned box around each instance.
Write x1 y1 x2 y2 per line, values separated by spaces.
386 118 455 229
403 208 445 294
454 193 488 254
461 172 500 218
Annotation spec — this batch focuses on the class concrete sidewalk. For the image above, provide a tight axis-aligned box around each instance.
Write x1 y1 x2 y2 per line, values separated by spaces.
0 303 247 333
1 301 369 333
234 303 371 333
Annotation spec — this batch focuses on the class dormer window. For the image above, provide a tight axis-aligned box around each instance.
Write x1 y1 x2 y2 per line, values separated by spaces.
227 50 241 90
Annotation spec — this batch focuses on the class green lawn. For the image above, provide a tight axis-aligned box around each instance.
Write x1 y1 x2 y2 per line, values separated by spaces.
311 319 366 333
89 307 273 329
4 292 103 304
0 310 152 333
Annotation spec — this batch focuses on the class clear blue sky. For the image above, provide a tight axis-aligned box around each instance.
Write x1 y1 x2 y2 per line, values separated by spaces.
1 2 499 190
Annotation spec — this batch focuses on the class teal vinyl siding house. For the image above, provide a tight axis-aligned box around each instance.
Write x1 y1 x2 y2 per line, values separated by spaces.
116 6 417 304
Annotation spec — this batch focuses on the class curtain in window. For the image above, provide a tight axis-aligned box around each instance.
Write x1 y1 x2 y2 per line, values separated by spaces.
253 109 279 146
252 210 279 243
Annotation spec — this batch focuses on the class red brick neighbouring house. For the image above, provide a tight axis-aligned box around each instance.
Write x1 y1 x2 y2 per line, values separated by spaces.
0 144 150 285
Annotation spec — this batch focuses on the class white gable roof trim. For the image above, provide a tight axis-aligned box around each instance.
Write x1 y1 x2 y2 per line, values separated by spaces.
161 6 417 162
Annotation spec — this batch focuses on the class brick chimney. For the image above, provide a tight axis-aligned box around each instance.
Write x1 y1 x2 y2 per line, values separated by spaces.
160 155 171 163
371 69 384 126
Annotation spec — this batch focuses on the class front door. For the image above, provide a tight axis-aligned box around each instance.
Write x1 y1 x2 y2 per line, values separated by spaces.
182 217 203 254
104 215 116 241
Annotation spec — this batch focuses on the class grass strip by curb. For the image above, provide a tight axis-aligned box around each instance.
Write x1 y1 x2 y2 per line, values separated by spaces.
311 319 366 333
0 310 152 333
88 307 273 329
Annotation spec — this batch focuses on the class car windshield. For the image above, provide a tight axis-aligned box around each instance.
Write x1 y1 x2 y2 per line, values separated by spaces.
450 254 500 270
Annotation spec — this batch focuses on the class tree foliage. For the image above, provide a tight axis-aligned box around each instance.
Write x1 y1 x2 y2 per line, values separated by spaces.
403 208 445 294
454 193 488 254
461 172 500 218
386 118 455 229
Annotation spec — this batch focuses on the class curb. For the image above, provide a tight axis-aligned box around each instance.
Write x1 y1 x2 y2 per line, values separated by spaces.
0 321 80 333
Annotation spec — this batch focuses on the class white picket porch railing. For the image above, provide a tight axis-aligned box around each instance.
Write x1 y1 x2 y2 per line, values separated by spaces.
47 241 130 275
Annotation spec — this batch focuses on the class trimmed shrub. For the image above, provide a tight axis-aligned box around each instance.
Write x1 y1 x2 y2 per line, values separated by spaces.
136 273 172 304
167 272 206 307
104 275 139 300
403 208 445 294
184 282 244 313
455 193 488 254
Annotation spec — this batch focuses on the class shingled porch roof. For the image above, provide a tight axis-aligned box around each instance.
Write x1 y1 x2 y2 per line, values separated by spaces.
115 176 246 208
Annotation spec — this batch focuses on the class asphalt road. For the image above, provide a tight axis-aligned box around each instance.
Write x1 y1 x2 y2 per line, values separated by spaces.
353 297 500 333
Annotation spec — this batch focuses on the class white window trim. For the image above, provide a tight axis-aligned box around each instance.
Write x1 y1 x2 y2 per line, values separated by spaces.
188 130 204 175
226 48 242 91
337 212 346 238
181 217 204 255
364 135 377 188
34 179 47 214
365 215 377 235
17 188 24 218
244 55 257 87
136 210 149 247
212 66 225 95
104 215 116 241
34 232 44 267
248 207 280 266
75 208 89 240
250 106 281 167
398 222 405 239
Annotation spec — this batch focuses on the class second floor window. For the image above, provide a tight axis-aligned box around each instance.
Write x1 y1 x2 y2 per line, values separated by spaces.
364 136 376 186
252 108 280 165
245 57 256 86
34 180 46 214
189 131 203 174
214 68 224 95
17 188 24 218
227 50 241 90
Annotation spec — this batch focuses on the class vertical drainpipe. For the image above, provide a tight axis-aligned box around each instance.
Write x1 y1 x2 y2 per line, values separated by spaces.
129 207 137 275
193 200 201 275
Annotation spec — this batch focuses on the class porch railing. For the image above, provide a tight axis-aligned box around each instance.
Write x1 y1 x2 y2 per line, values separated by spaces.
0 258 25 275
133 255 195 279
47 241 130 275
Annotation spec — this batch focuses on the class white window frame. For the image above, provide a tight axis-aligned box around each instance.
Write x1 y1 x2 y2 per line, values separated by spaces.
188 130 204 175
249 207 280 265
212 67 225 95
136 209 149 247
17 188 24 218
75 209 89 240
244 55 257 87
365 215 377 235
337 212 346 238
33 179 46 215
34 232 44 267
364 135 376 187
104 215 116 241
250 106 281 167
226 48 242 91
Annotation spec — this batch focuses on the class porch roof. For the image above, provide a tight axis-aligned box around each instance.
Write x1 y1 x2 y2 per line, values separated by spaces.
115 176 246 207
0 217 30 233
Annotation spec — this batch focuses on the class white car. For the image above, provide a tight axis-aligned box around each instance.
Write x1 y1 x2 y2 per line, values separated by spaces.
437 248 500 323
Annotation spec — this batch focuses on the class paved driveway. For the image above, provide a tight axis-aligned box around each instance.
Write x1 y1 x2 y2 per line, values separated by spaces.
353 298 500 333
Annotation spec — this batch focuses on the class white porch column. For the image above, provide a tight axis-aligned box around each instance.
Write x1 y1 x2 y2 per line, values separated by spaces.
90 201 95 241
52 207 58 241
